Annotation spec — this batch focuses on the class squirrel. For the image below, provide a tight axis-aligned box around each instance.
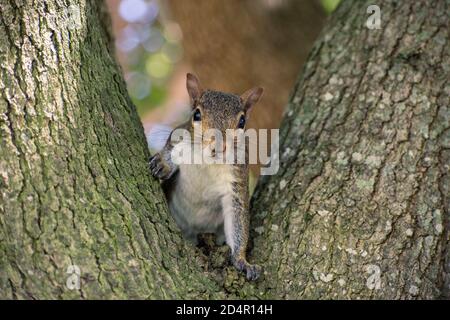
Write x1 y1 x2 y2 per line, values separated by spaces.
149 73 264 280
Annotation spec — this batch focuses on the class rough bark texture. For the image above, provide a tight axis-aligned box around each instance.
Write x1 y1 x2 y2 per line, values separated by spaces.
0 0 222 299
0 0 449 300
251 0 450 299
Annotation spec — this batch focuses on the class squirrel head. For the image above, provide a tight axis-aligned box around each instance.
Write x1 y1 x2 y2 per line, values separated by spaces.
186 73 263 152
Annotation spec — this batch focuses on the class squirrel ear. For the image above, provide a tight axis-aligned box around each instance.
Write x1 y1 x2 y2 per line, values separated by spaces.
241 87 264 112
186 73 202 103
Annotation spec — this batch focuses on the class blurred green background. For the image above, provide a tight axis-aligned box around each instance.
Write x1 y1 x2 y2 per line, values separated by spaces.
109 0 341 118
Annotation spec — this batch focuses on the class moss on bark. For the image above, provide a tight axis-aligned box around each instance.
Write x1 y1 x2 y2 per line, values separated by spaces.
250 0 449 299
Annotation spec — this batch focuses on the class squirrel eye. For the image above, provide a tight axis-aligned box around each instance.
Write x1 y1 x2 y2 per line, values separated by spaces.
238 115 246 129
193 108 201 122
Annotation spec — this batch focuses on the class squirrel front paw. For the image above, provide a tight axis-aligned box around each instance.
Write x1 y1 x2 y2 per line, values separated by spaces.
149 153 172 180
233 258 262 281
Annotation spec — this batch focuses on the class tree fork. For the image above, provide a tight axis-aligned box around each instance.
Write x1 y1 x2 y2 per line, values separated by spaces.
0 0 448 299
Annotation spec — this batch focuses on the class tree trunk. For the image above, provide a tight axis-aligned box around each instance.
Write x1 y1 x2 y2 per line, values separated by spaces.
0 0 221 299
1 0 448 300
250 0 449 299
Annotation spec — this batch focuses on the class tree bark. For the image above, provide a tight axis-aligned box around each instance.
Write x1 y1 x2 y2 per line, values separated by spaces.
250 0 449 299
0 0 221 299
0 0 448 300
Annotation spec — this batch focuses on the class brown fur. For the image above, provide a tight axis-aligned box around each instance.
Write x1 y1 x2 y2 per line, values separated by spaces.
149 74 263 280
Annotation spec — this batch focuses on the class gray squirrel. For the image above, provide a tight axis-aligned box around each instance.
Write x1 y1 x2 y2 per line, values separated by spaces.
149 73 263 280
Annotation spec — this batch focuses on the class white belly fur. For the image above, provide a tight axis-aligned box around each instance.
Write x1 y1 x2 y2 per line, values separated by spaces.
169 164 234 238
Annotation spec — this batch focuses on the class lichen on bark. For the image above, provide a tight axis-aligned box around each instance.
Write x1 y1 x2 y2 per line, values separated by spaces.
0 0 221 299
250 0 449 299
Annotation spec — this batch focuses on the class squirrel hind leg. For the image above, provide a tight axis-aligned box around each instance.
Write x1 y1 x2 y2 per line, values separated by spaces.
233 257 262 281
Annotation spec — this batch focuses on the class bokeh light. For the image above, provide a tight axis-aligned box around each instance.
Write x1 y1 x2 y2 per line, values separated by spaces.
146 53 172 79
113 0 338 117
320 0 341 14
115 0 183 116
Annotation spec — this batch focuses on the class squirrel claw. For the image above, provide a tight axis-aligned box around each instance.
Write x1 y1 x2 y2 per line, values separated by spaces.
149 154 171 180
245 264 262 281
233 258 262 281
